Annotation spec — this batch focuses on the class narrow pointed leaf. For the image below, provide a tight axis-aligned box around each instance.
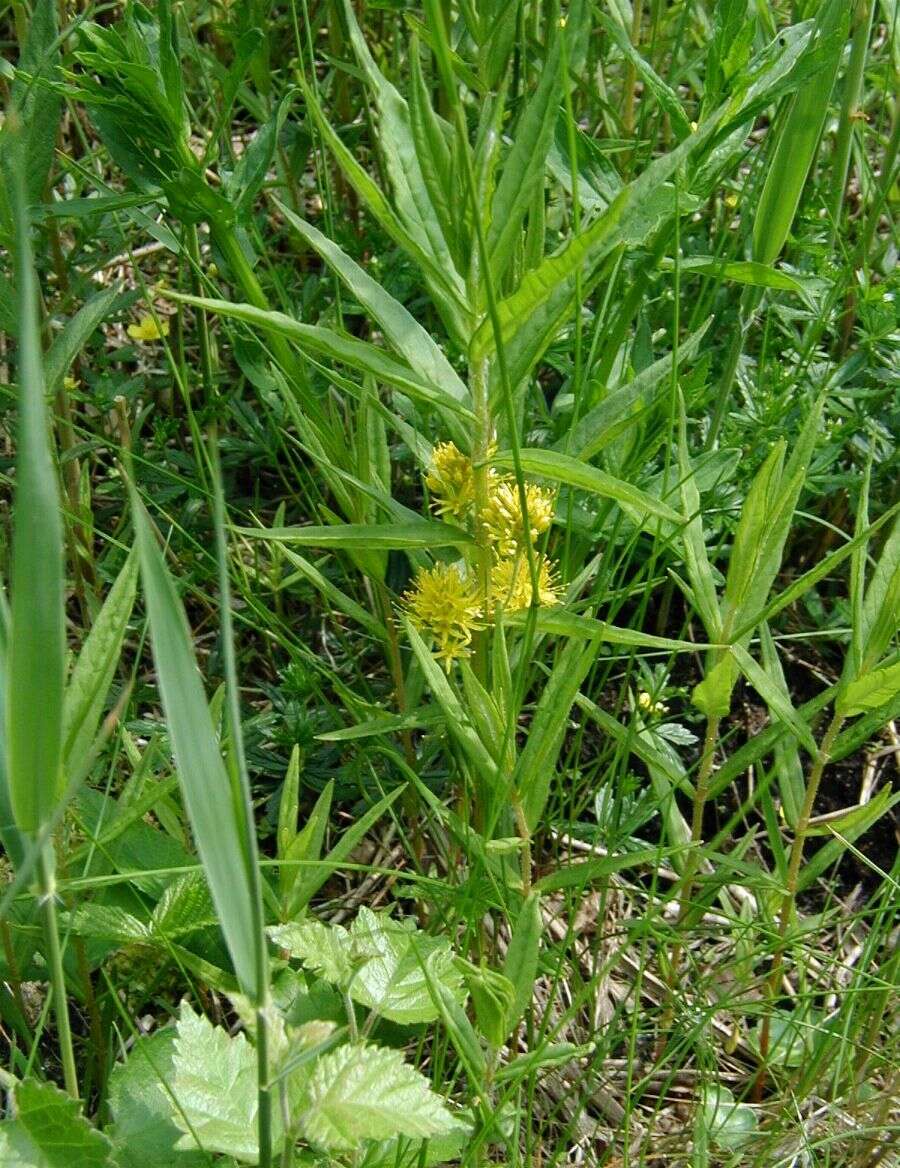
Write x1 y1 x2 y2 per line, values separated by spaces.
132 498 262 1000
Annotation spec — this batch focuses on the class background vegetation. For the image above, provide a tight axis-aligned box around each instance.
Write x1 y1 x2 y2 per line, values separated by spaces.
0 0 898 1164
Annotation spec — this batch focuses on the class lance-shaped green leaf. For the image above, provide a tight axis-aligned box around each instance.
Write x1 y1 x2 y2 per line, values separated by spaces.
677 396 721 637
759 623 805 826
492 447 682 525
45 286 122 395
729 643 817 755
288 785 405 915
470 113 721 387
502 892 542 1037
403 620 500 789
487 36 562 279
131 496 264 1001
296 76 470 344
836 661 900 719
164 291 474 419
339 0 462 295
62 551 137 778
597 12 692 140
504 607 713 652
236 520 471 550
518 638 598 830
6 125 66 835
856 514 900 672
564 321 712 462
277 204 470 405
752 0 850 263
6 0 63 208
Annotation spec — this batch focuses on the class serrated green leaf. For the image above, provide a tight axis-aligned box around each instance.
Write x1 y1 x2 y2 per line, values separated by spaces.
269 919 356 987
272 910 466 1025
0 1079 113 1168
300 1043 455 1152
349 908 466 1024
67 903 150 945
107 1029 207 1168
171 1003 271 1162
150 872 218 940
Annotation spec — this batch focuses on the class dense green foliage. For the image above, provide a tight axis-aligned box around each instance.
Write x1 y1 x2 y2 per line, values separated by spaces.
0 0 898 1164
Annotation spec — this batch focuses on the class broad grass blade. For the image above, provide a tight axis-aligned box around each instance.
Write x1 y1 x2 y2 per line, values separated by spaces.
5 122 66 835
132 496 263 1000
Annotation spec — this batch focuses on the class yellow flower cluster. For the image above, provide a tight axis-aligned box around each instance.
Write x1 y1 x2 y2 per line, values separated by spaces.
482 480 555 557
491 555 559 612
403 562 483 667
406 442 560 667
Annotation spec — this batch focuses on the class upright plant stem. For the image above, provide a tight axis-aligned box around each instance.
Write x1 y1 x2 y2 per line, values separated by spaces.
469 355 494 684
38 842 78 1098
676 716 719 930
756 711 844 1097
256 1006 273 1168
829 0 873 247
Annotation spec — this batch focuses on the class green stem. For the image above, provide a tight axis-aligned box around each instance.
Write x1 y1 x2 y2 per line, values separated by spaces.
186 225 216 405
468 355 494 684
38 843 78 1098
256 1004 273 1168
756 711 844 1096
675 714 720 929
828 0 873 248
512 797 533 896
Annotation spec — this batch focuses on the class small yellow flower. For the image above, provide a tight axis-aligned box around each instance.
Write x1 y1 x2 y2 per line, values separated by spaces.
491 554 559 612
403 562 483 669
63 375 80 391
425 441 476 523
637 690 668 716
127 315 169 342
483 481 555 557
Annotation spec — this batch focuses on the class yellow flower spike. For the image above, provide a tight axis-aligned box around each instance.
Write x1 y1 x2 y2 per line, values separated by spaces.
491 554 559 613
482 480 555 557
127 315 169 342
424 441 476 523
403 562 484 670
